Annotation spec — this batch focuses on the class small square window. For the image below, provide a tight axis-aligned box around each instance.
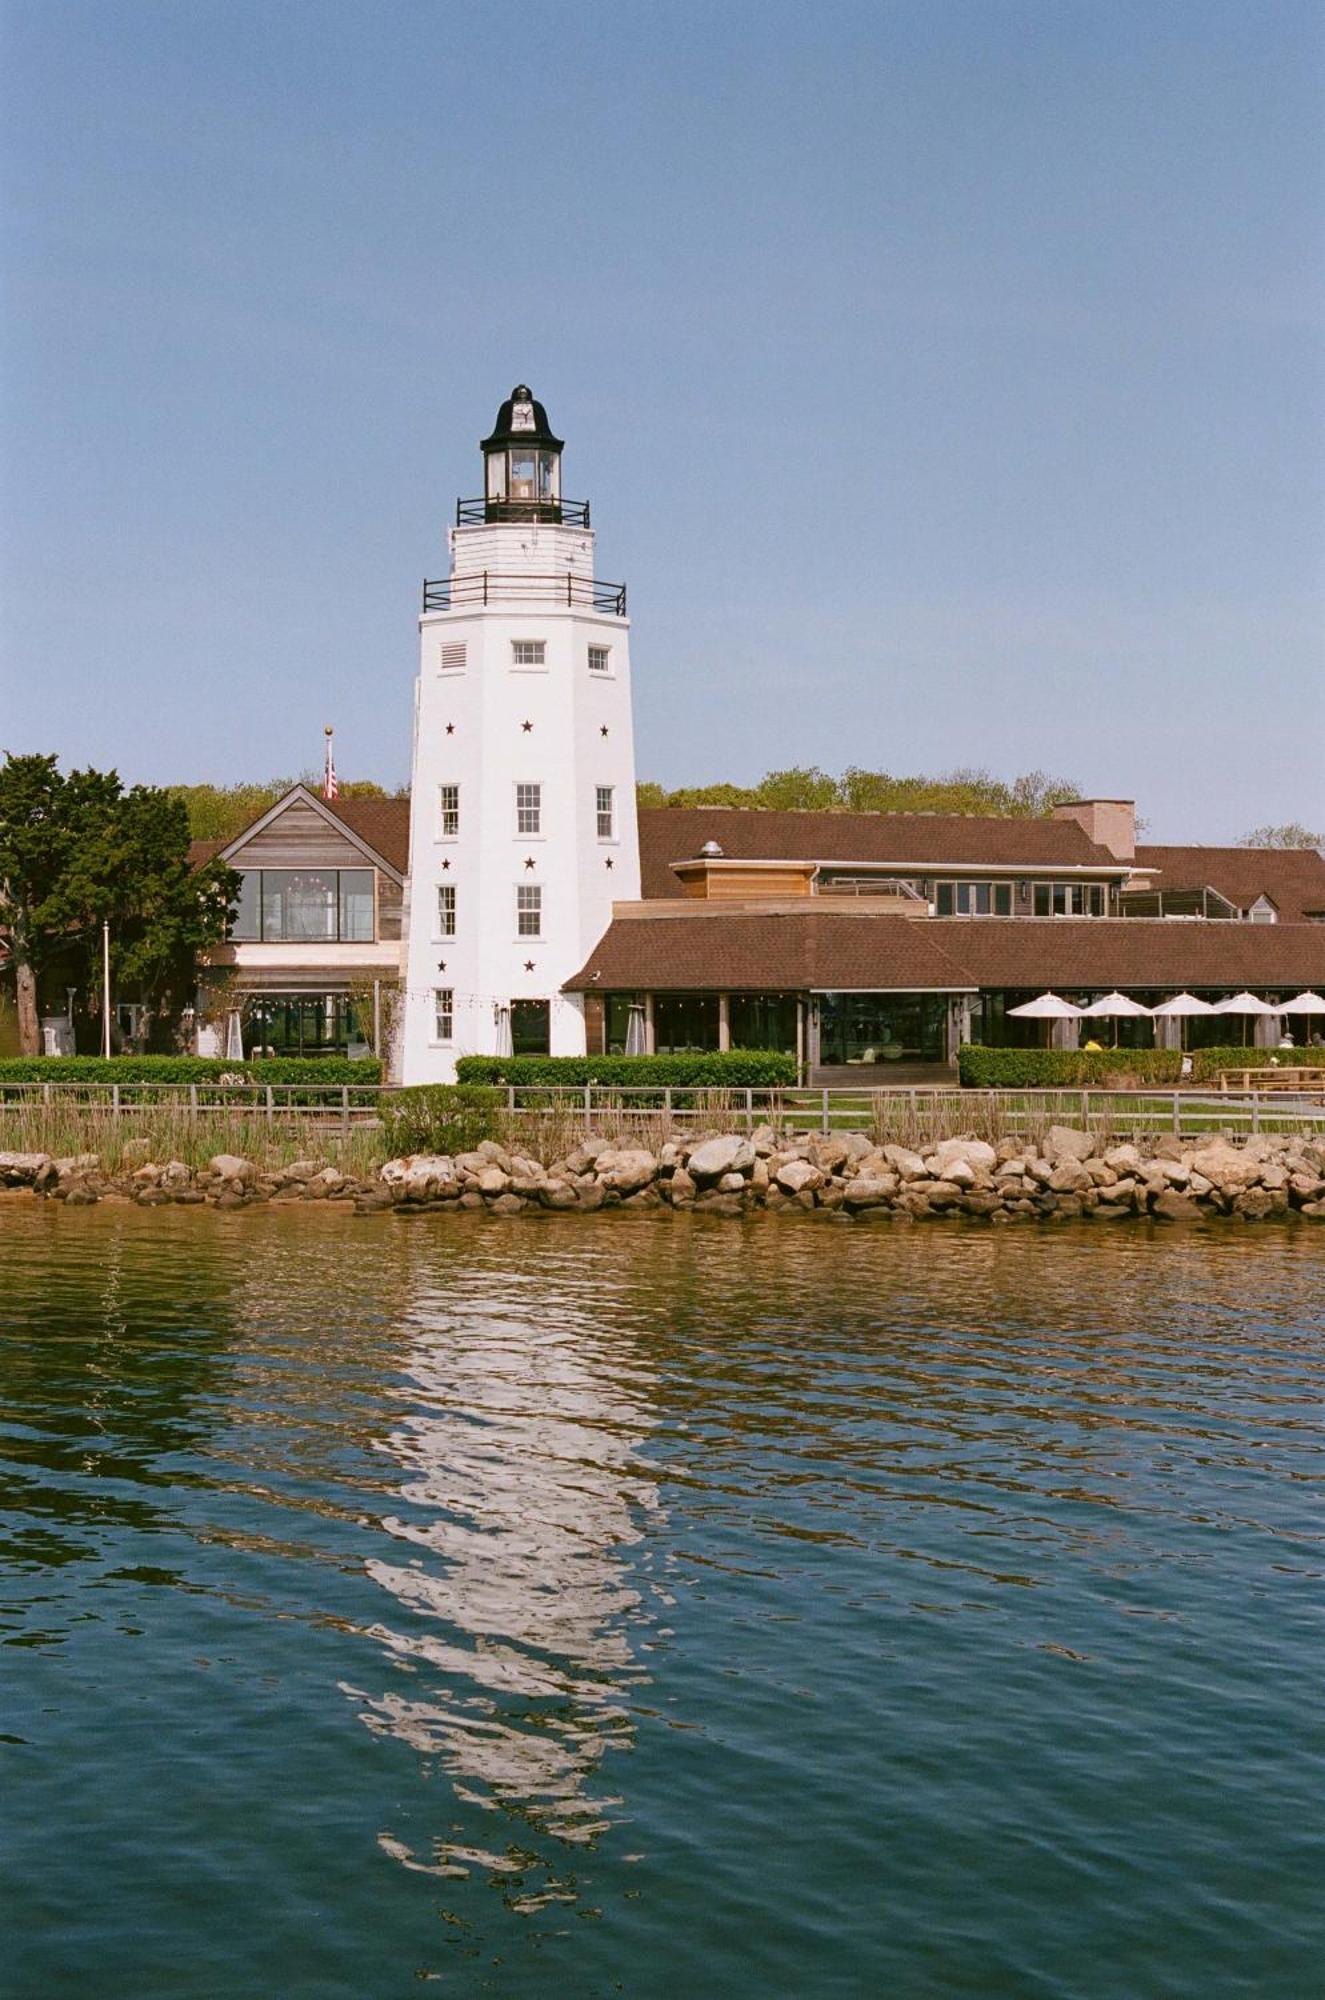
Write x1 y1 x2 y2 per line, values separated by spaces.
517 884 542 937
434 988 454 1041
439 784 459 838
596 785 614 840
516 783 542 836
588 645 610 673
440 643 466 673
437 884 456 936
512 640 546 668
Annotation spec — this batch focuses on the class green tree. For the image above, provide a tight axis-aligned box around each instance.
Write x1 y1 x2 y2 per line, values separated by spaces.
1239 823 1324 851
168 774 403 843
0 753 239 1054
637 764 1081 817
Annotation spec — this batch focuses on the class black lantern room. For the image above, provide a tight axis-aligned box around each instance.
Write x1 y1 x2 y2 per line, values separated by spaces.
480 385 564 523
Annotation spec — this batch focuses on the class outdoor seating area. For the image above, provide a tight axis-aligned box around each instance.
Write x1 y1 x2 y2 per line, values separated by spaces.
1008 988 1325 1050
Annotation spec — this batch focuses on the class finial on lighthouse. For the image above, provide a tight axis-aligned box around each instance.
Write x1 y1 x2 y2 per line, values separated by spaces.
480 384 565 523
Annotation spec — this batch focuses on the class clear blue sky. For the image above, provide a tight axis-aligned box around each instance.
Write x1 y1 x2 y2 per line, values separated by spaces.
2 0 1322 840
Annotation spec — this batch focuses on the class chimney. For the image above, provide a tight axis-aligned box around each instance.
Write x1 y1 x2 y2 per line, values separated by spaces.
1052 798 1135 862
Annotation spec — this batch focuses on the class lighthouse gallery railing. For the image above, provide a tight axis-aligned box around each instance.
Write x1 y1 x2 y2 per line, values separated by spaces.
422 572 627 615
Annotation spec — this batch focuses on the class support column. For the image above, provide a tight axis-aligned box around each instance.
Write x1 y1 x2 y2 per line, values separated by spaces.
718 994 731 1052
644 992 656 1055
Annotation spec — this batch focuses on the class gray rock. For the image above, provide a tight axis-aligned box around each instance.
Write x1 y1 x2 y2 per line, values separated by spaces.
0 1152 53 1184
1043 1126 1096 1163
930 1136 998 1174
1152 1189 1202 1223
1048 1158 1091 1193
209 1153 255 1184
595 1148 658 1194
687 1135 755 1181
842 1175 898 1208
883 1145 928 1180
775 1159 823 1195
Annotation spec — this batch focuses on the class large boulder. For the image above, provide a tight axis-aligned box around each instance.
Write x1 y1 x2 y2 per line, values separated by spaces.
775 1158 823 1195
1189 1143 1260 1193
209 1153 256 1185
595 1148 658 1194
0 1152 52 1185
929 1136 998 1175
883 1144 928 1181
1048 1157 1092 1193
1043 1126 1096 1163
380 1155 459 1200
1152 1189 1203 1223
842 1175 898 1209
686 1135 755 1182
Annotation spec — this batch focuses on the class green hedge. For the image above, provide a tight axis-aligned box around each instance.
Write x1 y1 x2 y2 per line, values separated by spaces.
0 1056 381 1085
958 1044 1325 1088
379 1085 503 1157
958 1046 1183 1087
454 1050 798 1088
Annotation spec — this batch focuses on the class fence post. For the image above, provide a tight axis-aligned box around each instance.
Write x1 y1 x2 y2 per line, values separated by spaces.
1251 1092 1260 1135
745 1085 753 1133
507 1085 516 1116
265 1084 274 1128
112 1082 120 1121
1172 1091 1180 1136
583 1081 592 1131
189 1082 198 1120
821 1087 829 1135
43 1081 51 1108
341 1084 350 1139
1081 1088 1090 1128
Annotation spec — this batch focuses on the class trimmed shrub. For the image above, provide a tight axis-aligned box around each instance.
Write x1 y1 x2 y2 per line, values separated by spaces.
454 1050 797 1088
0 1056 381 1085
378 1085 503 1157
958 1046 1184 1088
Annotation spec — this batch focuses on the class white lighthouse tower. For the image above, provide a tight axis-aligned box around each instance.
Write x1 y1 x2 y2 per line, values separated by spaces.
400 387 640 1082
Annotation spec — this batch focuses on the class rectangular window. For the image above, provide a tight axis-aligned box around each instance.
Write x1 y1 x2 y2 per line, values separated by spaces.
588 644 610 673
437 883 456 936
440 642 466 673
1033 882 1107 917
230 870 262 941
511 639 546 667
338 869 374 941
439 784 460 837
517 884 542 936
935 881 1012 917
516 783 542 835
596 785 615 839
433 988 453 1041
229 869 375 942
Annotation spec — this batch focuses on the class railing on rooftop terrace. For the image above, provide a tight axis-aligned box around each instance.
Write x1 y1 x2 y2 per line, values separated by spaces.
422 571 626 615
816 877 928 901
455 497 591 528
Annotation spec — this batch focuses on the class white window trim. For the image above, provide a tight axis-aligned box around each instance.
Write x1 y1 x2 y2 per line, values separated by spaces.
437 783 460 841
516 883 543 939
595 785 616 842
515 782 543 838
587 643 614 677
510 638 548 672
432 988 454 1044
436 883 456 939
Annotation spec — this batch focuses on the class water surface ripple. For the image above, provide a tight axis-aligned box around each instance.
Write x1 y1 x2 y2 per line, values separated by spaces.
1 1206 1322 1997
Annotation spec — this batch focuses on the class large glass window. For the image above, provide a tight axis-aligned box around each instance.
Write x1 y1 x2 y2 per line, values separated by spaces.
434 989 453 1042
437 884 456 936
935 881 1012 917
730 993 799 1054
596 785 614 839
439 784 460 837
242 992 364 1057
817 993 949 1065
511 998 550 1055
653 994 720 1054
1033 882 1107 916
511 640 546 668
228 869 375 942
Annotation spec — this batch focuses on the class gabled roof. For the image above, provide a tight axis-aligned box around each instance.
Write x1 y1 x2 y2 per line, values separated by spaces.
188 788 410 878
636 806 1121 898
1132 845 1325 924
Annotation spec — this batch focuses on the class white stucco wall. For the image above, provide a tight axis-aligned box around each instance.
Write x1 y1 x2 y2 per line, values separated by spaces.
400 520 640 1084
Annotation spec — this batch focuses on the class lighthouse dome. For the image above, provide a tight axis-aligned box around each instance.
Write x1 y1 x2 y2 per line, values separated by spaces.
481 385 564 452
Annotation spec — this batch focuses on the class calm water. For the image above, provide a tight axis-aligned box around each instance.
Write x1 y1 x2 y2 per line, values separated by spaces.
2 1206 1323 1999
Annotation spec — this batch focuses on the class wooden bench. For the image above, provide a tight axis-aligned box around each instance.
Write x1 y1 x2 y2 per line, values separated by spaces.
1216 1066 1325 1093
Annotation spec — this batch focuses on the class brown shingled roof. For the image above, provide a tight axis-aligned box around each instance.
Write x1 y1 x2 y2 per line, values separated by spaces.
566 910 1325 994
1133 845 1325 924
636 806 1119 897
321 796 410 875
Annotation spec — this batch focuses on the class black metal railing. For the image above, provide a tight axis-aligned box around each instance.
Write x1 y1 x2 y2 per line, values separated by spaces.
455 497 591 528
422 571 626 615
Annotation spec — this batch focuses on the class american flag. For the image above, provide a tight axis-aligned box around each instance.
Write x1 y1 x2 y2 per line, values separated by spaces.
323 727 339 801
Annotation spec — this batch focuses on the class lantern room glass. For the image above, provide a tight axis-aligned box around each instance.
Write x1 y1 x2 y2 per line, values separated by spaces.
486 447 559 509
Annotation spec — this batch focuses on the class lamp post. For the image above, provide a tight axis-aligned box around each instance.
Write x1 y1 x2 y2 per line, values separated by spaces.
101 921 112 1058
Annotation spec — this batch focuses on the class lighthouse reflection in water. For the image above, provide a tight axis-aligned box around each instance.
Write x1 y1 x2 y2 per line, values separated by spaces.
343 1277 661 1894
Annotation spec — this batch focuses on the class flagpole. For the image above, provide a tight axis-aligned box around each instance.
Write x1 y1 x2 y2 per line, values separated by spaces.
101 920 112 1058
323 725 337 801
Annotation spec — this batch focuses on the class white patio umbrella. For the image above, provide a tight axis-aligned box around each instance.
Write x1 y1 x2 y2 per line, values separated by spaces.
1213 990 1276 1048
1006 992 1083 1051
1152 991 1214 1050
1280 991 1325 1015
624 1003 647 1056
1006 993 1084 1018
1079 990 1152 1048
493 1003 513 1058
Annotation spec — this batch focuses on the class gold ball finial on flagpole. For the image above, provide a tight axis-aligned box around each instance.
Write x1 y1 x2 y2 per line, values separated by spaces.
324 724 333 737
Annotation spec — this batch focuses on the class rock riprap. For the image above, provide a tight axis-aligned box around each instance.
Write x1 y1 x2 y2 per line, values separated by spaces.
3 1129 1324 1222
